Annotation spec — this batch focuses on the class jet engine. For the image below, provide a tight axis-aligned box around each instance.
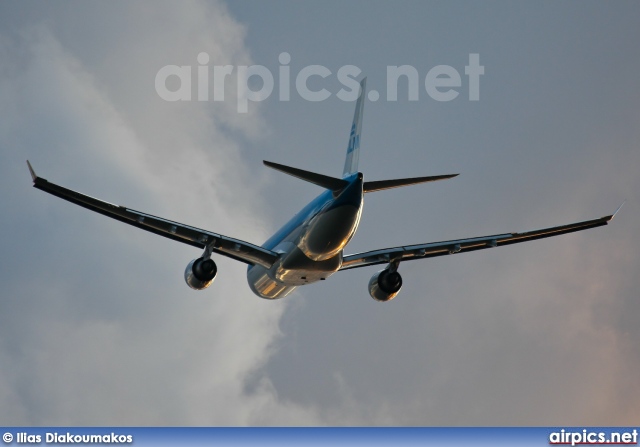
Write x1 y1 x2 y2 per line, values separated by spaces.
184 257 217 290
368 268 402 302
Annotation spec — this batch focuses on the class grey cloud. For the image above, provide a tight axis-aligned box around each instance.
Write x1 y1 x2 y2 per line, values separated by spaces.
0 0 327 426
1 0 640 426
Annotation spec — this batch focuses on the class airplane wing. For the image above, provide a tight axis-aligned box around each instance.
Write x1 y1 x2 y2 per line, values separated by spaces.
27 161 278 269
340 206 623 271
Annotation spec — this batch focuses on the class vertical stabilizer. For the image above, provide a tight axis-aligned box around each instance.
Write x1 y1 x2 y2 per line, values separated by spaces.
343 78 366 177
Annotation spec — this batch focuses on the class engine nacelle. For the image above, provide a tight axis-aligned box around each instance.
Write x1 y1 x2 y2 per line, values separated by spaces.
368 269 402 302
184 257 218 290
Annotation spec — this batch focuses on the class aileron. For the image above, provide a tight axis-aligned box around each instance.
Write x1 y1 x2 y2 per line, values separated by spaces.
341 214 614 271
28 161 278 269
27 78 621 301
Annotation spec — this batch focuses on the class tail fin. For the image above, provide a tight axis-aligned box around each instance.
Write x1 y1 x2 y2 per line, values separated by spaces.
343 78 366 178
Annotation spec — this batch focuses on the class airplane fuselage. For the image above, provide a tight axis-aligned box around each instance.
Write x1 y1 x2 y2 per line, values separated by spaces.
247 173 363 299
28 76 617 303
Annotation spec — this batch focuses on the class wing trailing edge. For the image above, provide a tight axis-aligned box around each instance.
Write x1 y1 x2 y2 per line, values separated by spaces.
27 161 278 268
340 209 618 271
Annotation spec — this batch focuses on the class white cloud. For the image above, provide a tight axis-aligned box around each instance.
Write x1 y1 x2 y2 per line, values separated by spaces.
0 0 324 426
1 1 639 427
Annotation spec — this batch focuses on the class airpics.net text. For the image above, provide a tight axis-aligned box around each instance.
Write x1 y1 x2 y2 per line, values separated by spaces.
155 53 484 113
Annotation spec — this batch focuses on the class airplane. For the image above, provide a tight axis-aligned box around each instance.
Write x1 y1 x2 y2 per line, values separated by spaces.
27 78 622 301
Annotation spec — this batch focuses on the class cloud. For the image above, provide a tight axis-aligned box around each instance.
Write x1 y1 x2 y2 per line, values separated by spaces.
0 0 324 425
1 1 639 427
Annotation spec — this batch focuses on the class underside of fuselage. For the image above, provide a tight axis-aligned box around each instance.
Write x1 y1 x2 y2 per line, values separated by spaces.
28 77 617 303
247 174 363 299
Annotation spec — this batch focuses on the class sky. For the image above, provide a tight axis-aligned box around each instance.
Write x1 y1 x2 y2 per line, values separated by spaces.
0 0 639 425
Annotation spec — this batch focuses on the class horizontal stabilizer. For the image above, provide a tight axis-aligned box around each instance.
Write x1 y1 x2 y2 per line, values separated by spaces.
264 160 349 192
363 173 459 193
